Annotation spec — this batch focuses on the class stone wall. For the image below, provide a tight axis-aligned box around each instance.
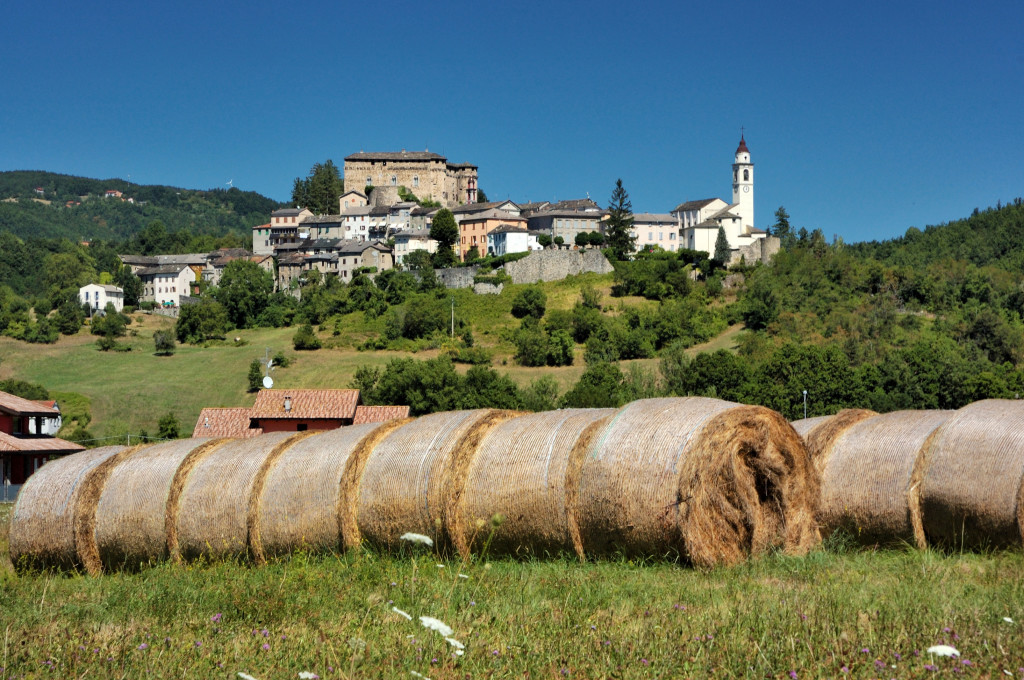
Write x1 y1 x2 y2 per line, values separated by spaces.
503 249 614 284
732 236 780 266
435 265 481 289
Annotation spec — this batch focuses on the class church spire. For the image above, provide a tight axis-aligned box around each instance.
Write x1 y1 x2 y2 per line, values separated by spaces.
736 133 749 155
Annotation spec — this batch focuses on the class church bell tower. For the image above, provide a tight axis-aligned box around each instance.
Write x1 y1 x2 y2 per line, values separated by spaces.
732 134 754 231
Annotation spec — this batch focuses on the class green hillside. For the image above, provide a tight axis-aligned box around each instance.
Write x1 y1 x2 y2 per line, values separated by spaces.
0 170 283 242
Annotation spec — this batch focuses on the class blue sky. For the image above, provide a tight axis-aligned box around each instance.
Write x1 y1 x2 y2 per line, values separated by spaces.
1 0 1021 243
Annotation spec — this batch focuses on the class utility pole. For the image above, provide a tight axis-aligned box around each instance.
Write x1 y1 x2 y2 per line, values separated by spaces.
802 390 808 420
450 296 455 338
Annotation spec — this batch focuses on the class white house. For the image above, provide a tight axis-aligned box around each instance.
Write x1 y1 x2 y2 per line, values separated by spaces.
393 227 437 265
487 224 538 257
79 283 124 313
27 400 61 435
137 264 195 307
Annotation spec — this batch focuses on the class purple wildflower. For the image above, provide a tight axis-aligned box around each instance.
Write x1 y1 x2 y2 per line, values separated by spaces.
211 613 222 623
861 647 870 654
641 658 648 665
261 643 270 651
195 641 202 648
840 666 848 673
261 628 269 637
138 643 148 650
789 672 797 679
925 664 938 672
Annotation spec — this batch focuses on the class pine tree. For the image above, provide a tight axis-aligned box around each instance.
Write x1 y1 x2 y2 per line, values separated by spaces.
292 160 344 214
714 226 731 265
247 359 262 392
605 179 636 261
429 208 459 267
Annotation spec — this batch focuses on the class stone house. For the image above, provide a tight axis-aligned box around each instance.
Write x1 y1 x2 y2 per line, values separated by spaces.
137 263 196 307
343 150 477 208
393 227 437 266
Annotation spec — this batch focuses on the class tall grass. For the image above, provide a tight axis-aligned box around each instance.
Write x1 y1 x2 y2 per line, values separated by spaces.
1 502 1023 678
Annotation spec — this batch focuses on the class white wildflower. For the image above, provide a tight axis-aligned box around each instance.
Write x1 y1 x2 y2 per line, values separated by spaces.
1004 671 1014 677
419 616 454 637
400 532 434 546
437 564 445 568
926 645 960 657
458 573 469 579
392 607 413 620
238 674 260 680
298 674 319 680
1003 616 1014 624
410 672 431 680
445 637 465 650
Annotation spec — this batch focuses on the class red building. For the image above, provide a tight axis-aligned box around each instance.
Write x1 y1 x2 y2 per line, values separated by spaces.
0 390 84 488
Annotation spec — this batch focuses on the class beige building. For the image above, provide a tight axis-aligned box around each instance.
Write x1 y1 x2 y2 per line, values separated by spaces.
343 150 477 208
458 210 528 261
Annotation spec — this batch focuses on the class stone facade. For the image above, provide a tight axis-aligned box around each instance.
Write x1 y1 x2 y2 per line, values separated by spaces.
732 236 780 266
344 150 477 208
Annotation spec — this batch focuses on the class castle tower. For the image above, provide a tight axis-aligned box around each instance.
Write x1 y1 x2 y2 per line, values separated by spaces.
731 134 754 231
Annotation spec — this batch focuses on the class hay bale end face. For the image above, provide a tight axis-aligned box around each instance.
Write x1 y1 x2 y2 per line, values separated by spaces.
9 446 128 572
455 408 617 557
921 400 1024 549
94 439 216 571
577 398 817 567
793 409 877 476
174 432 302 562
818 410 952 547
254 422 403 561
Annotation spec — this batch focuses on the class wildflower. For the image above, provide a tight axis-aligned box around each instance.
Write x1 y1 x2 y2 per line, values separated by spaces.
446 637 465 650
926 645 960 658
211 613 223 623
789 672 797 679
431 658 438 663
261 629 269 638
261 643 270 651
943 627 952 633
591 625 596 630
861 647 870 654
393 607 413 620
469 601 476 606
641 658 649 665
195 641 202 648
298 673 320 679
138 643 148 650
419 616 454 637
840 666 848 673
391 582 397 586
459 573 469 579
894 653 902 661
400 533 434 546
924 664 938 672
410 673 431 680
561 669 569 676
874 659 885 668
1004 671 1014 676
1004 617 1014 624
437 564 445 568
238 674 259 680
961 659 972 666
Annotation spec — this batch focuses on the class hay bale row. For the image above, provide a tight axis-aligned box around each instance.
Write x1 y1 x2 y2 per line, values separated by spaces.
11 399 820 572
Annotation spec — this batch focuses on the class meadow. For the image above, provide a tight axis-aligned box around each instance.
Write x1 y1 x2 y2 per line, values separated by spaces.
1 503 1022 679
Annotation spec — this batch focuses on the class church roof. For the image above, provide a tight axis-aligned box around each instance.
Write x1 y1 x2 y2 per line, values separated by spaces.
736 135 750 154
673 198 719 213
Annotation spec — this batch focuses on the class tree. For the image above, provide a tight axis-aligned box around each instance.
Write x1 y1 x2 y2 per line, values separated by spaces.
605 179 636 260
773 206 794 249
293 323 322 350
537 234 552 248
429 209 459 268
157 412 180 440
212 259 274 329
588 231 606 247
292 160 344 214
476 188 489 203
510 287 547 319
575 232 590 247
713 226 731 265
113 266 143 307
248 359 263 392
153 330 176 355
55 299 84 335
175 298 228 343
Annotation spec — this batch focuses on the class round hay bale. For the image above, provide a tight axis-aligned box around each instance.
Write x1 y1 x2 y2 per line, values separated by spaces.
818 410 953 547
174 432 308 562
253 419 411 562
356 409 516 552
453 408 617 558
794 409 877 475
94 438 221 571
576 397 816 567
9 446 130 573
920 399 1024 549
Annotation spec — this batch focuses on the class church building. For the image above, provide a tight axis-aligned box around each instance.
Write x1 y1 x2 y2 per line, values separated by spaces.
672 135 768 257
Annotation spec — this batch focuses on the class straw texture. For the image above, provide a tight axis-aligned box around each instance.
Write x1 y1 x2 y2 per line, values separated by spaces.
254 422 405 561
454 409 615 557
920 400 1024 549
818 410 952 547
357 409 496 551
9 446 128 572
796 409 877 475
576 398 817 566
94 439 215 571
174 432 302 562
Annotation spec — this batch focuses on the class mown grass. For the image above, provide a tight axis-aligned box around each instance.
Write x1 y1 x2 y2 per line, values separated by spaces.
1 502 1022 679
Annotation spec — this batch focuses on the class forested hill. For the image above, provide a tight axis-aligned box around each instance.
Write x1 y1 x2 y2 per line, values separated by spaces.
848 198 1024 270
0 170 283 241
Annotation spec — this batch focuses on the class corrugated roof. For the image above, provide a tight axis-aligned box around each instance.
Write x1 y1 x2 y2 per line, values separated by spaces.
192 408 261 438
0 431 85 453
0 390 61 416
251 389 360 420
353 405 411 424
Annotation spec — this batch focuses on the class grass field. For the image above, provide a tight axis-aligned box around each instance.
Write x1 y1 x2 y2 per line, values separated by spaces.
1 504 1023 678
0 272 712 439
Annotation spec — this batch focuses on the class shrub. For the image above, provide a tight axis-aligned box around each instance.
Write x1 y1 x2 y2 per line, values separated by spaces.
292 323 322 350
153 330 176 355
510 287 547 319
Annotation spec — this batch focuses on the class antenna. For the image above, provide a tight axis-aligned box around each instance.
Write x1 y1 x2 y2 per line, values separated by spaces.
261 347 275 388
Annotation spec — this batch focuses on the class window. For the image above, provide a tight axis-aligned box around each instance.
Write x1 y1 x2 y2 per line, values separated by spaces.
391 175 397 186
743 169 749 181
648 232 653 241
297 424 308 432
669 233 676 240
659 232 664 241
413 175 419 187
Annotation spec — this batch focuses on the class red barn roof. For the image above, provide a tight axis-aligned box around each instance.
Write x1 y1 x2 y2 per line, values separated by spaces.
353 405 411 425
192 407 262 438
250 389 360 420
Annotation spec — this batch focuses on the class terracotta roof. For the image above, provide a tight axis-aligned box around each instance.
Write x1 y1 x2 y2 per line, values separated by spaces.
0 431 85 453
736 134 750 154
0 390 60 416
353 405 411 424
251 222 271 231
251 389 360 420
451 200 519 215
192 408 261 438
33 400 58 410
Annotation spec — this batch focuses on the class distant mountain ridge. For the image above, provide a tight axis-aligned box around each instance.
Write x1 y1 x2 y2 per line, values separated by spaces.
0 170 284 242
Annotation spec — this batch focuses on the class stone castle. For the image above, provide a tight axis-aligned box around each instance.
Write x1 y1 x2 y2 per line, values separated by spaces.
343 150 477 209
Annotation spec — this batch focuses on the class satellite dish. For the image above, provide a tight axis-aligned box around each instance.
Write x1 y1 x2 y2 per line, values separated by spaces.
263 376 274 389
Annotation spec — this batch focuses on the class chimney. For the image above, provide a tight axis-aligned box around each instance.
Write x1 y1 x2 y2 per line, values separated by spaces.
284 396 292 413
